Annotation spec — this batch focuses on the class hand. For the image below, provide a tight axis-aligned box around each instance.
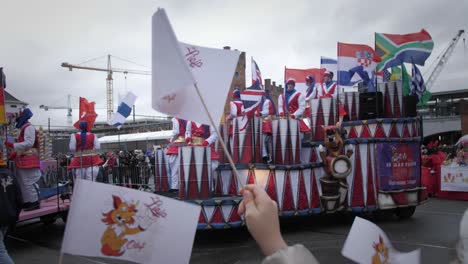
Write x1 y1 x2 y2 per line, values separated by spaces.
4 140 14 149
238 184 287 256
255 112 261 117
290 114 296 119
185 137 191 143
202 140 209 147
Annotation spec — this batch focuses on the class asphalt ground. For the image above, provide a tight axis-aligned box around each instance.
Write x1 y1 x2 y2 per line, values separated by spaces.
5 198 467 264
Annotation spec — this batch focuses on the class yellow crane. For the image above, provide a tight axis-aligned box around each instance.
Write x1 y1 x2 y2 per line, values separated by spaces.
61 55 151 121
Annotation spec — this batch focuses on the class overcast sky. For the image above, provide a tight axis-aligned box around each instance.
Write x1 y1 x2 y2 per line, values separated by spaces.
1 0 467 129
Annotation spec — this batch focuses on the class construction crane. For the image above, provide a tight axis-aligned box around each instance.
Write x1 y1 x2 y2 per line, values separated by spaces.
61 55 151 121
425 29 465 90
39 94 73 126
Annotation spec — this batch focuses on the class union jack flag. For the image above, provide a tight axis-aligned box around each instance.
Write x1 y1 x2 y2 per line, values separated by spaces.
241 85 264 116
251 57 263 88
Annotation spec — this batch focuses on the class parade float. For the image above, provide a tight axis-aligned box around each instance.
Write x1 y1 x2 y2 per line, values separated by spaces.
154 81 428 229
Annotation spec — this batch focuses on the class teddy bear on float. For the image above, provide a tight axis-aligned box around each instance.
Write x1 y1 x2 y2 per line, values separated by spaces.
318 123 354 212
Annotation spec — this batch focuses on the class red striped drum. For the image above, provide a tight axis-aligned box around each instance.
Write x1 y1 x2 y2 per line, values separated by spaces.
178 146 212 200
231 116 254 164
272 118 301 165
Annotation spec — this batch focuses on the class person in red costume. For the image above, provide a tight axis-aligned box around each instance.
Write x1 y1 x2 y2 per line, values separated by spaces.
259 89 276 164
186 121 219 187
226 89 245 150
278 78 310 135
68 121 104 181
320 71 338 99
4 108 41 211
166 117 190 191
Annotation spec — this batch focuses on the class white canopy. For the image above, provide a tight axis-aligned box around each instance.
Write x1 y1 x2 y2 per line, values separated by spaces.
98 130 172 144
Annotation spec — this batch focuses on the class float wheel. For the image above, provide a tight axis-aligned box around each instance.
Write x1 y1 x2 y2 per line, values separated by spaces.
395 206 416 219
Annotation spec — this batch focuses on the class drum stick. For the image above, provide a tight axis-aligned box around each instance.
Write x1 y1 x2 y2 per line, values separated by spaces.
193 83 243 187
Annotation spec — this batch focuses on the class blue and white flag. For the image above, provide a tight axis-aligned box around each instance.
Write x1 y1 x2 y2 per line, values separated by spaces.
320 56 337 81
251 57 263 88
109 91 137 128
410 62 426 102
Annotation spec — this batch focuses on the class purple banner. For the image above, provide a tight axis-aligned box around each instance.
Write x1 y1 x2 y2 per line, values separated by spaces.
376 142 421 190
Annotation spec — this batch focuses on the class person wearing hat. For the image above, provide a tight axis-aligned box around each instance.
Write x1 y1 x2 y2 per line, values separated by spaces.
166 117 190 191
278 78 309 133
259 89 277 164
68 121 104 181
4 108 41 211
305 75 319 101
320 71 338 99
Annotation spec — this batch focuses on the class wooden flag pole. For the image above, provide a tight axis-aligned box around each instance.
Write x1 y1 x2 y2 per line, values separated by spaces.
58 253 64 264
193 82 243 187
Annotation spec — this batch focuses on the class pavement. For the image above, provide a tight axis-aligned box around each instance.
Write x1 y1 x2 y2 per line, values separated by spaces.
6 198 467 264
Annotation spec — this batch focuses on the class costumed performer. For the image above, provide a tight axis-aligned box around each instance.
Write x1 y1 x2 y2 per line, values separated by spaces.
4 108 41 211
68 121 104 181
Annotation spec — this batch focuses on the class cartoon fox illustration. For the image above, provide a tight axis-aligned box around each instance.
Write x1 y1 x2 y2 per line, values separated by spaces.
371 236 389 264
100 195 144 256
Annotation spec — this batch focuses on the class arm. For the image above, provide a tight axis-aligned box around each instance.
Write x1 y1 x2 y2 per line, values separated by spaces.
205 126 218 145
94 134 101 150
13 125 36 151
185 121 192 139
260 100 270 116
227 102 237 120
293 93 306 117
278 95 284 116
170 118 179 143
238 184 318 264
69 134 76 152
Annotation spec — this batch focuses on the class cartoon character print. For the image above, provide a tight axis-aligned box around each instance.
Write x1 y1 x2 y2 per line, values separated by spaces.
100 195 145 256
371 236 389 264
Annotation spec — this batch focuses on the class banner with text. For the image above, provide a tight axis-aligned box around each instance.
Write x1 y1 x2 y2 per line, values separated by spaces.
376 142 420 190
441 165 468 192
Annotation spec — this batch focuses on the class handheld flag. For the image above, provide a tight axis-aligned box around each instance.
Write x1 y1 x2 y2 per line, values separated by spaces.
337 42 381 87
61 180 200 264
108 91 137 128
376 29 434 71
251 57 263 88
73 97 97 132
152 8 240 126
342 217 420 264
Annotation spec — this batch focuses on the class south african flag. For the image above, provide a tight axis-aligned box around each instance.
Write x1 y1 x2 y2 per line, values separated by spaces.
375 29 434 71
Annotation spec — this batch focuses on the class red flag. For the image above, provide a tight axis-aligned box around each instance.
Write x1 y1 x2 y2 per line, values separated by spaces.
284 68 327 95
73 97 97 131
